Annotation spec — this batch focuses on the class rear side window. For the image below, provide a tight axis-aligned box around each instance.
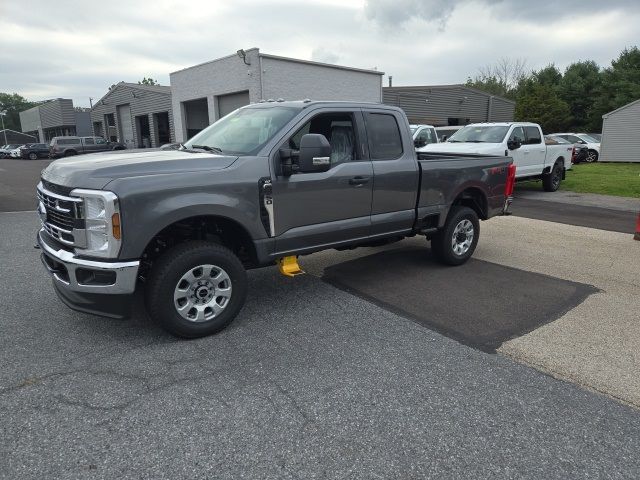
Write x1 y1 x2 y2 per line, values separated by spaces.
364 113 403 160
524 127 541 145
83 138 95 145
56 138 80 145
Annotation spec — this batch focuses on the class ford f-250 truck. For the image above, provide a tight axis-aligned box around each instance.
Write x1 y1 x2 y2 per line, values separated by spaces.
418 122 571 192
36 101 515 338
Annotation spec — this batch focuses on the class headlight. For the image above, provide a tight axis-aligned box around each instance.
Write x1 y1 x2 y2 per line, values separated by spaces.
71 189 122 258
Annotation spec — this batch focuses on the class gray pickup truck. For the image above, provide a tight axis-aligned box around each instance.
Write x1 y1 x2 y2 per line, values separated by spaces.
36 101 515 338
49 136 125 158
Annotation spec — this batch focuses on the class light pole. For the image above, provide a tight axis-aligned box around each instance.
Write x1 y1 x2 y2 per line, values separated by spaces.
0 110 7 145
89 97 94 136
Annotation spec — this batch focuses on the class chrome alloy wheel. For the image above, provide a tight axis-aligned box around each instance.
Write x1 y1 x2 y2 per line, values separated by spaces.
173 264 232 322
451 219 474 256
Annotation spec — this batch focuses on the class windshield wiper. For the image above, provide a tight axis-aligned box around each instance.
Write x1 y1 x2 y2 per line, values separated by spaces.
190 145 224 153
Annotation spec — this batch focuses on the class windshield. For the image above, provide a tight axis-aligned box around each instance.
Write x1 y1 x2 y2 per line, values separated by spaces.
577 134 599 143
448 126 509 143
184 106 299 155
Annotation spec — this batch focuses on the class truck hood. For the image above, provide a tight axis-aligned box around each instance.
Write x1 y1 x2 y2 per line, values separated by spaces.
417 142 504 155
41 150 239 189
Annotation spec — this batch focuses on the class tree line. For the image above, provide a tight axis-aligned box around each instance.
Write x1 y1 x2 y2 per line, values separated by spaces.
466 46 640 133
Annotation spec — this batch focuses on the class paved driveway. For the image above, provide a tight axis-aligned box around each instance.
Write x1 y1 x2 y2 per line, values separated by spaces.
2 211 640 479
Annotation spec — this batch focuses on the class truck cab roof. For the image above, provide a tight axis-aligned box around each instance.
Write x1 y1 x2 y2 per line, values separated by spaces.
243 100 401 112
463 122 540 128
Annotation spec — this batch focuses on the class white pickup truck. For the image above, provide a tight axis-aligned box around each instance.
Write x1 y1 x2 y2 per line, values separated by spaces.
418 122 572 192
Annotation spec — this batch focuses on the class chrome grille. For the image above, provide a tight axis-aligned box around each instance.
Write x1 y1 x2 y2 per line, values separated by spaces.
37 182 82 246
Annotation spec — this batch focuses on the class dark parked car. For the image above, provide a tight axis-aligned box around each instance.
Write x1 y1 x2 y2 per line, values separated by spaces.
546 135 587 163
20 143 50 160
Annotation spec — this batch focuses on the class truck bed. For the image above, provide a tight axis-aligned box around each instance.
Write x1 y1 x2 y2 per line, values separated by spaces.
415 151 513 227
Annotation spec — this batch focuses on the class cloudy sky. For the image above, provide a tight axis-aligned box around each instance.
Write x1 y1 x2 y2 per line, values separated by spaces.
1 0 638 107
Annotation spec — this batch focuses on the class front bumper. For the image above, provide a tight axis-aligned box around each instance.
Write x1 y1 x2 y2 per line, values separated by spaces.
37 229 140 318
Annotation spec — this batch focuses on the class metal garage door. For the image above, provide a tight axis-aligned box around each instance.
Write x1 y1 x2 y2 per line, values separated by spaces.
116 104 134 148
217 91 250 118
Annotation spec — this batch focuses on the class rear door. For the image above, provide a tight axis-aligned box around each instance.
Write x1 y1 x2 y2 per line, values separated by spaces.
82 137 97 152
363 109 419 236
271 108 373 255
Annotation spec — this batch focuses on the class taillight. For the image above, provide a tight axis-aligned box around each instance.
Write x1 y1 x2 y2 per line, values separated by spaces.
505 163 516 197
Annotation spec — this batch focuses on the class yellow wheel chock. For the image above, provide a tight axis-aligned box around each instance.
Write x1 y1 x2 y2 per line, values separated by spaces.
278 256 305 277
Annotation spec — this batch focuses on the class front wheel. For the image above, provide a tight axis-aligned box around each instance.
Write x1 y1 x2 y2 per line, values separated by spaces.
28 152 38 160
145 241 248 338
586 150 598 163
430 206 480 266
542 161 563 192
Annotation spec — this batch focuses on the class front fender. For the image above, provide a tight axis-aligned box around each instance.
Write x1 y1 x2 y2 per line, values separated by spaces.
106 159 271 259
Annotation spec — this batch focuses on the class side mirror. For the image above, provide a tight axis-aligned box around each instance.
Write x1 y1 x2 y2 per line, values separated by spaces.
297 134 332 173
507 139 521 150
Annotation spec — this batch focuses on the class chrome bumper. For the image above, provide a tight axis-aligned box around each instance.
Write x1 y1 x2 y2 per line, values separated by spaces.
37 229 139 294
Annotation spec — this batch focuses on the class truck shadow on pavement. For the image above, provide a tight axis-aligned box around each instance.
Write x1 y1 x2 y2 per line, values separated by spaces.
322 247 599 353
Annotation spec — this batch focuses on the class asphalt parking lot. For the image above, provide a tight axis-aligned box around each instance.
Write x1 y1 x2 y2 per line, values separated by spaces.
3 211 640 479
1 158 640 478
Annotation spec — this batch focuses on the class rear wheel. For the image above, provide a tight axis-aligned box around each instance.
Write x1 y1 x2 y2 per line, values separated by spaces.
542 161 563 192
145 241 248 338
430 206 480 266
586 150 598 163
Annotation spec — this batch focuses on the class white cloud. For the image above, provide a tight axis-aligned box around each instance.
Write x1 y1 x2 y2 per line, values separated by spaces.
0 0 637 107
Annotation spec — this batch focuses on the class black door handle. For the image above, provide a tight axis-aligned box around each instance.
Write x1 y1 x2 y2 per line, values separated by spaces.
348 176 369 186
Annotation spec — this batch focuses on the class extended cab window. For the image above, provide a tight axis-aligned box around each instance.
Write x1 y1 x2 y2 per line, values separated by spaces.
83 138 95 145
364 113 403 160
524 126 542 145
288 112 359 165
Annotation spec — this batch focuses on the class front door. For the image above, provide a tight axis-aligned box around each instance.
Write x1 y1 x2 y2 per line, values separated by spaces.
271 109 373 255
507 126 531 176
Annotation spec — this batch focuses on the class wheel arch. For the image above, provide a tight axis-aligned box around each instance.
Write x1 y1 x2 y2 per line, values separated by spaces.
139 214 259 277
445 185 488 225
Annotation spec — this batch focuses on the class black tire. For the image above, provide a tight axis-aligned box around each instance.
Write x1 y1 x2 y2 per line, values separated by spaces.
64 150 77 157
28 152 38 160
542 161 563 192
586 150 598 163
145 241 248 338
430 206 480 266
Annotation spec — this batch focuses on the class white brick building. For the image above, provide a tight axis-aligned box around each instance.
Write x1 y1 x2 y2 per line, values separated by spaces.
170 48 384 142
